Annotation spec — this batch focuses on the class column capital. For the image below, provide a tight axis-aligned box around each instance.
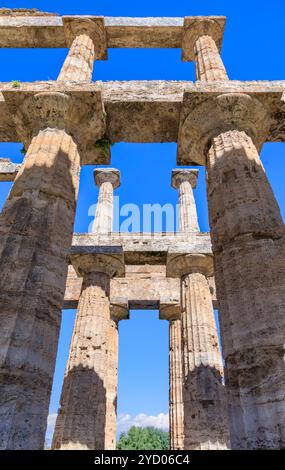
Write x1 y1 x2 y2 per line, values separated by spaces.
3 90 107 158
62 16 108 60
94 168 121 189
70 248 125 279
171 169 199 190
177 93 271 166
182 16 226 62
166 253 213 278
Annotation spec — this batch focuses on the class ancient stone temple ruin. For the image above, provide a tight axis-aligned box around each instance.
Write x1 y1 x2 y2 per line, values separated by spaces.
0 10 284 451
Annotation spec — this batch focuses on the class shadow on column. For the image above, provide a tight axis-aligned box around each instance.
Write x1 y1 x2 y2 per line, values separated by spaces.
52 365 108 450
0 137 79 449
183 364 229 449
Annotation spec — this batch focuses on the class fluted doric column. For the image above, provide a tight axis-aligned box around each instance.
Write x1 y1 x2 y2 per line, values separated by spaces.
168 168 229 449
0 102 80 451
172 169 199 232
92 169 120 234
181 269 229 449
194 35 228 82
169 319 184 450
206 129 285 449
58 17 107 82
169 169 199 450
52 255 124 450
0 23 106 447
53 169 123 450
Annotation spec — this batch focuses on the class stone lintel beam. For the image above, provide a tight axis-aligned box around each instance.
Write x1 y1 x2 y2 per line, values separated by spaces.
0 81 284 154
63 264 182 319
1 87 108 165
182 16 225 62
0 158 21 181
0 15 225 50
172 169 200 233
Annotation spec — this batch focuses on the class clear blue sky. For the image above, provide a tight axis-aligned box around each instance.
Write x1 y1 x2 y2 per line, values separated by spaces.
0 0 285 441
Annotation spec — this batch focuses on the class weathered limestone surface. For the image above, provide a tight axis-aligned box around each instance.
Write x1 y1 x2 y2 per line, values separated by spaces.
0 81 285 152
0 28 106 449
58 34 95 82
52 271 117 449
169 319 184 450
63 263 184 320
172 169 199 232
0 12 284 452
194 35 228 82
71 232 212 266
0 158 21 181
0 8 58 17
207 130 285 449
53 166 124 450
181 272 229 449
0 128 80 449
168 171 229 450
58 17 107 82
0 15 225 50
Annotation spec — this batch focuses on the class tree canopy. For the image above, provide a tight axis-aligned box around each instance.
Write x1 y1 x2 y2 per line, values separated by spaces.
117 426 169 450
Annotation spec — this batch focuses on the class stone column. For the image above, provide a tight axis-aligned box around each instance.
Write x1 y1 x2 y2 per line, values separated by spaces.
58 17 107 82
194 35 228 82
181 267 229 449
178 20 285 444
171 169 199 232
169 319 184 450
0 127 80 450
169 169 198 449
92 169 120 234
169 168 229 449
52 251 125 450
0 85 105 448
206 129 285 449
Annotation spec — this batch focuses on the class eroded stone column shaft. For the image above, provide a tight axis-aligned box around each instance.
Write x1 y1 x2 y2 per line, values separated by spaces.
105 318 119 450
52 271 117 450
0 129 80 450
194 35 228 82
207 129 285 449
169 319 184 450
58 33 95 82
179 180 199 232
181 272 230 450
93 181 114 234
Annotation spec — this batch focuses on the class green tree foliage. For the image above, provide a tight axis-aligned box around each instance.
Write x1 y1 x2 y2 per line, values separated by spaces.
116 426 169 450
